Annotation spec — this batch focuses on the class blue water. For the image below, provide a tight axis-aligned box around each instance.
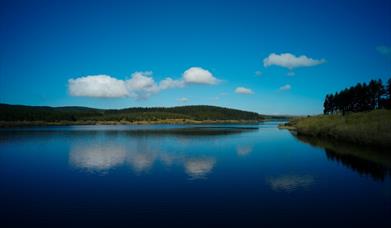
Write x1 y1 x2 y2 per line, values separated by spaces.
0 122 390 227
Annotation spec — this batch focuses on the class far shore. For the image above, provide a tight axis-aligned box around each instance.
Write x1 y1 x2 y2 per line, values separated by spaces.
0 119 265 127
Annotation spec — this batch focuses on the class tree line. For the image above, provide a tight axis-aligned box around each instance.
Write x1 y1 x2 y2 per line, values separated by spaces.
323 78 391 115
0 104 263 122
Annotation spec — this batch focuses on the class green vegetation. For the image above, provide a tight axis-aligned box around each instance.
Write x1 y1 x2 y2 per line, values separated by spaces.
281 78 391 148
282 109 391 148
0 103 265 126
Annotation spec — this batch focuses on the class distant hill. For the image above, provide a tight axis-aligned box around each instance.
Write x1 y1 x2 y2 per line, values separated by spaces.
0 103 267 123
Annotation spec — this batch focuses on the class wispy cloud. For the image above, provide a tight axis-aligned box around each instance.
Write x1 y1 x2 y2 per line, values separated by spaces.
177 97 189 103
263 53 325 70
376 45 391 56
235 87 254 94
279 84 291 91
68 67 219 99
255 70 262 76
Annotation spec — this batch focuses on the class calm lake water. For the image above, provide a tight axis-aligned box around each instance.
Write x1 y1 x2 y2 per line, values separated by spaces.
1 122 390 227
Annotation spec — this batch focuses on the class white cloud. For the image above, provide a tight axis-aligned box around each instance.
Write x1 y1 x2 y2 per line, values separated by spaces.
263 53 325 69
68 67 219 99
376 45 391 56
255 71 262 76
183 67 219 85
279 84 291 91
68 75 129 98
235 87 254 94
159 77 185 89
177 97 189 103
126 71 160 99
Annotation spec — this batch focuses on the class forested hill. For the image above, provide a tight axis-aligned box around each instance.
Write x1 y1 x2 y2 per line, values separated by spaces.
0 103 264 122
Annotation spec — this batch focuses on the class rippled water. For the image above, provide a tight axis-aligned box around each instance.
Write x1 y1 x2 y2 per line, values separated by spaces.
0 122 390 227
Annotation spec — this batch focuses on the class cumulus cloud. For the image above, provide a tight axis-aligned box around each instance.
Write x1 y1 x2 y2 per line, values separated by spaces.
126 71 161 99
159 77 185 89
263 53 325 69
235 87 254 94
376 45 391 56
68 75 129 98
279 84 291 91
68 67 219 99
183 67 219 85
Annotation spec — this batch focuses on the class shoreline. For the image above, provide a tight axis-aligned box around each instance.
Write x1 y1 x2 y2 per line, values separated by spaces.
0 119 264 128
279 109 391 148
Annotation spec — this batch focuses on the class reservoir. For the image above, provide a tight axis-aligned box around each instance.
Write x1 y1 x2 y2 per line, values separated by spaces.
0 122 390 227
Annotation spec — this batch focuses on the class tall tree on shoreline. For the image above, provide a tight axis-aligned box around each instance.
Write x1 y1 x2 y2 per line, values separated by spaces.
323 78 390 115
385 79 391 109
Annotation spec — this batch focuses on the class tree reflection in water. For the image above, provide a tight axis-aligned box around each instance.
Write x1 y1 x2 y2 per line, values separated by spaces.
293 134 391 181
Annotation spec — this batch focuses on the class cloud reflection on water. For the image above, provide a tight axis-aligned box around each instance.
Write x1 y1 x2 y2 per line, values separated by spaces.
266 174 314 192
69 140 216 179
236 145 253 156
127 151 157 174
184 158 216 180
69 143 127 173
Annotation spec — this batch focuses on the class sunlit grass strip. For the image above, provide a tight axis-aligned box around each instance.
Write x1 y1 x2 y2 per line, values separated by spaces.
283 109 391 148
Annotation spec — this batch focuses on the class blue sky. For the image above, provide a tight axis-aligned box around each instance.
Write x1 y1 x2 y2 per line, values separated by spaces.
0 0 390 115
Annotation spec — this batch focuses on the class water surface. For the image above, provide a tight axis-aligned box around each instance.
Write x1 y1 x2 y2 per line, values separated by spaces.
0 122 390 227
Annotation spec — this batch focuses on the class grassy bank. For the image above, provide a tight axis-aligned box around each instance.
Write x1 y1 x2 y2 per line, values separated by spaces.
280 109 391 148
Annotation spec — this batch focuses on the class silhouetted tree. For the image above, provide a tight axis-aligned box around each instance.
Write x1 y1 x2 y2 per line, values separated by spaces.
323 94 331 114
385 79 391 109
323 78 389 115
